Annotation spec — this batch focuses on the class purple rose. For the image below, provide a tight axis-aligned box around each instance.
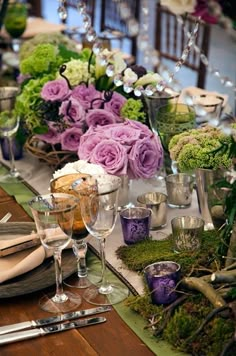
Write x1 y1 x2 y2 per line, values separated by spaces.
104 91 126 122
37 122 61 145
41 79 70 102
126 119 154 139
60 127 83 151
91 139 128 176
103 123 141 149
59 98 86 128
71 84 102 110
78 127 104 160
86 109 117 127
128 136 163 179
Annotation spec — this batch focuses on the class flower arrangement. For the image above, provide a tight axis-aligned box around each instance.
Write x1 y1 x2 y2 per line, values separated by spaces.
15 38 164 178
160 0 233 27
78 120 163 179
168 125 233 172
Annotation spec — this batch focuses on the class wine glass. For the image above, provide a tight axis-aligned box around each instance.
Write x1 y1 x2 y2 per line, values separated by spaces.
76 174 129 306
0 87 31 183
4 1 27 53
50 173 98 289
29 193 82 313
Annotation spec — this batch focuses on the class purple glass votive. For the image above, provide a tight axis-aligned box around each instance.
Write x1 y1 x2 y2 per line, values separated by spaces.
144 261 181 305
120 207 151 245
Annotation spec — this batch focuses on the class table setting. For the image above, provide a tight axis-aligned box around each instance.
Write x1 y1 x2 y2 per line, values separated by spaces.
0 0 236 355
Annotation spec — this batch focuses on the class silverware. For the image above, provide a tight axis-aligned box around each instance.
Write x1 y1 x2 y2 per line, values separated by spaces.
0 212 12 224
0 317 106 345
0 306 111 335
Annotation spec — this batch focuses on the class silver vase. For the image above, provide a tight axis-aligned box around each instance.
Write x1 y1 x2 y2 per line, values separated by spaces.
195 168 227 230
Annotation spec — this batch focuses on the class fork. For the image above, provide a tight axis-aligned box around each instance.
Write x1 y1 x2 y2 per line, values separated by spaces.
0 212 12 223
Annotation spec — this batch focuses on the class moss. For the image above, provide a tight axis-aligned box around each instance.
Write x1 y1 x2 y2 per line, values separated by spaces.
116 230 222 274
118 231 235 355
126 293 235 355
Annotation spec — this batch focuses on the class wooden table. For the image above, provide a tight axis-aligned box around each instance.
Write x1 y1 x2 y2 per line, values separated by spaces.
0 187 155 355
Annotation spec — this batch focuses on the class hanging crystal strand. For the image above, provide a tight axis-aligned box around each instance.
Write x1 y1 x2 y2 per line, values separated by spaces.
114 0 139 37
180 14 236 105
156 17 200 94
57 0 67 21
76 1 97 45
138 0 160 71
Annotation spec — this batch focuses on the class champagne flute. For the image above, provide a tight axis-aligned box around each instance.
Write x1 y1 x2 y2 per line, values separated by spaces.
76 174 129 306
0 87 31 183
29 193 82 313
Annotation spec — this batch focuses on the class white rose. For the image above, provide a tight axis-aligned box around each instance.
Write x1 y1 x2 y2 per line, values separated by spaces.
160 0 197 15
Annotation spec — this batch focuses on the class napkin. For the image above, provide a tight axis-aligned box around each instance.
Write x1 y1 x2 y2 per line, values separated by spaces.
0 230 72 284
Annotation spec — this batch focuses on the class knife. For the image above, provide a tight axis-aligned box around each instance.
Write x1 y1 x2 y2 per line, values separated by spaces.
0 306 111 335
0 317 106 345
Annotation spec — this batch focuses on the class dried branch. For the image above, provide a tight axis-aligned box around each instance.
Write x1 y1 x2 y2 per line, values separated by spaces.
211 270 236 284
186 305 231 344
181 277 226 308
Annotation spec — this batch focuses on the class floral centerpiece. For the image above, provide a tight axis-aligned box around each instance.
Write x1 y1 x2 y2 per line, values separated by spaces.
15 38 164 178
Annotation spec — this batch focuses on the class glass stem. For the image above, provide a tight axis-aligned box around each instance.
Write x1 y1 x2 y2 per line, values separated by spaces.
75 240 88 278
53 249 68 303
7 137 17 176
99 238 110 293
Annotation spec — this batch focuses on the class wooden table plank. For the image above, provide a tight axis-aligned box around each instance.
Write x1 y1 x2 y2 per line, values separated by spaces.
0 186 155 355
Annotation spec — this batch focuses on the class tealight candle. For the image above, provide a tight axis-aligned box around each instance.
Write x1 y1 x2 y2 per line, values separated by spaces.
120 207 151 245
144 261 181 305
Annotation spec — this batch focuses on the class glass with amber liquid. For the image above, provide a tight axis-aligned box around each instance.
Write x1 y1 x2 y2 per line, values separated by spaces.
50 173 95 289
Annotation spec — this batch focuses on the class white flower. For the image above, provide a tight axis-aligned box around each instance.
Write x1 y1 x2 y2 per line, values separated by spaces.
123 68 138 84
57 59 94 86
225 169 236 185
135 72 162 87
52 160 106 179
112 52 127 74
160 0 197 15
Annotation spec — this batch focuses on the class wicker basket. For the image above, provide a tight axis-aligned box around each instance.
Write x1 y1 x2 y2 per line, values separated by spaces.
25 136 78 169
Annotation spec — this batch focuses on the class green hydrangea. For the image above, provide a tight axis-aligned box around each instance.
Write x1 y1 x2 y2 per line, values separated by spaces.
56 59 95 87
121 98 146 123
169 125 233 172
20 44 61 77
15 75 53 133
19 32 78 61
